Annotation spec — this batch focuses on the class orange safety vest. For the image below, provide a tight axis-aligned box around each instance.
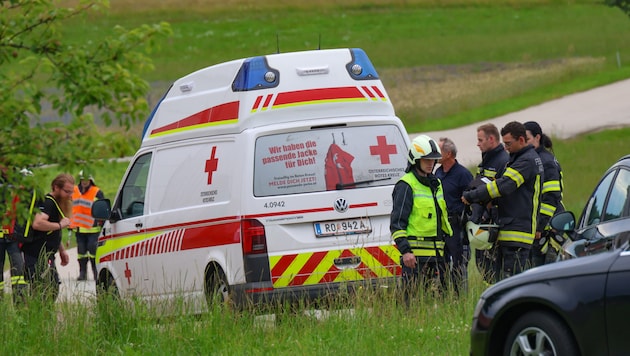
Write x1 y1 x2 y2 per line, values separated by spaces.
1 194 19 238
71 185 100 232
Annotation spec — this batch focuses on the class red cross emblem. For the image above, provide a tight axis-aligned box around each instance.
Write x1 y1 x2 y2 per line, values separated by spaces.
124 262 132 285
205 146 219 185
369 136 397 164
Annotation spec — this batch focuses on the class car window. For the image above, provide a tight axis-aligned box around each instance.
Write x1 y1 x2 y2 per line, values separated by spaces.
583 170 615 227
604 168 630 221
118 153 151 219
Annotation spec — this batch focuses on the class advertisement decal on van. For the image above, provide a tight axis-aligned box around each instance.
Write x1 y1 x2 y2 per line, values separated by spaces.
255 125 407 196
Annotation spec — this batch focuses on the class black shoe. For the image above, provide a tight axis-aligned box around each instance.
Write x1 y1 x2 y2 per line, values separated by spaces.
78 273 87 281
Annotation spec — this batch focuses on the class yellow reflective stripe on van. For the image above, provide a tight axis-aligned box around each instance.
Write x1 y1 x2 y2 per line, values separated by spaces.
150 119 238 138
96 231 162 263
269 245 401 288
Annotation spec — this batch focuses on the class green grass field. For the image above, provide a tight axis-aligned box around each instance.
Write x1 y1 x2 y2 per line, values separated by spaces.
2 1 630 354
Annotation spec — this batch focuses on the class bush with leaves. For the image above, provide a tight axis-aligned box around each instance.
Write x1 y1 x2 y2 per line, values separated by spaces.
0 0 171 223
608 0 630 17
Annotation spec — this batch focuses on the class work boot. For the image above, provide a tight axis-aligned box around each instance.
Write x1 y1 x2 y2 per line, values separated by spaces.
12 283 28 306
78 258 88 281
90 258 97 280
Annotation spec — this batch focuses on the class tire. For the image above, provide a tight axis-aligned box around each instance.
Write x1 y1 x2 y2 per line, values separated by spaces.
96 271 120 301
504 310 578 356
204 265 230 309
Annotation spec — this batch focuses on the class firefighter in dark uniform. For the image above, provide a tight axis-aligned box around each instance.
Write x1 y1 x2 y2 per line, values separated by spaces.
0 168 29 304
524 121 564 266
472 123 509 283
463 121 543 281
391 134 453 300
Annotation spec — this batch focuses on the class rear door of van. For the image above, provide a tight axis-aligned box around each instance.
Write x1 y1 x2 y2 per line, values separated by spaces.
248 117 408 292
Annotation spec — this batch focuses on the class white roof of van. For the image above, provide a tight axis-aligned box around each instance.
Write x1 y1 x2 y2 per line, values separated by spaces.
141 48 396 146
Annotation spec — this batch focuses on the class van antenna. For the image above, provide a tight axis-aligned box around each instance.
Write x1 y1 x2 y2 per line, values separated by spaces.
276 33 280 53
318 33 321 50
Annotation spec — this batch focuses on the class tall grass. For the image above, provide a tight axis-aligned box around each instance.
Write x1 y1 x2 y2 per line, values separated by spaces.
1 275 482 355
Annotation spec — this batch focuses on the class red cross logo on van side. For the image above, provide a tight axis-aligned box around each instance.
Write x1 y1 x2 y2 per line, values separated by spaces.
369 136 397 164
124 262 132 285
205 146 219 185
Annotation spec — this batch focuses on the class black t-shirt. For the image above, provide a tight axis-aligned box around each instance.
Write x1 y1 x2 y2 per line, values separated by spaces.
21 194 63 257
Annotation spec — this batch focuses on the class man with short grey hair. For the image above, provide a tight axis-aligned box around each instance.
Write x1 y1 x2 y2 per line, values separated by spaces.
435 137 473 294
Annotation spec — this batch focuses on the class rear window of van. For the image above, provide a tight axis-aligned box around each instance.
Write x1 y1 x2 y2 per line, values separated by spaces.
254 125 408 197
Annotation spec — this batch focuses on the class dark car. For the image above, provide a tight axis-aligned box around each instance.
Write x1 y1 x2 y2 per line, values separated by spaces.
552 154 630 259
470 154 630 355
470 242 630 355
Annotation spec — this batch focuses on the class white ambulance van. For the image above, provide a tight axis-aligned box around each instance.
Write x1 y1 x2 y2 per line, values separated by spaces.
92 48 410 310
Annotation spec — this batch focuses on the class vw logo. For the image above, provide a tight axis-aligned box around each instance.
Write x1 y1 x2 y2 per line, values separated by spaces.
334 198 349 213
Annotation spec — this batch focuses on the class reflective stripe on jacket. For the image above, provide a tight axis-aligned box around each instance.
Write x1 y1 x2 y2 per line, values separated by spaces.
537 146 564 231
465 145 543 248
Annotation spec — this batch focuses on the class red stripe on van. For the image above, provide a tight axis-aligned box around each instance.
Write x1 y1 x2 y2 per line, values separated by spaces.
356 262 378 279
271 254 297 283
99 221 241 263
365 246 400 275
180 221 241 250
262 94 273 109
98 202 378 244
252 96 263 111
274 87 364 106
150 101 239 135
288 251 328 286
361 86 375 99
371 86 385 99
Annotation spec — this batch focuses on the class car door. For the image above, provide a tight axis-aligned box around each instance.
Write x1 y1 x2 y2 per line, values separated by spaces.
575 167 630 256
105 152 152 296
605 242 630 354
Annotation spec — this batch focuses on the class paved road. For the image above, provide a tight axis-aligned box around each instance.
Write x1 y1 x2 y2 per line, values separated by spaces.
4 78 630 303
412 78 630 168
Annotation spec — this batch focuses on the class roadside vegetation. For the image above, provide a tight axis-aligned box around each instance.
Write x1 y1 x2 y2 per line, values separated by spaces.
2 0 630 354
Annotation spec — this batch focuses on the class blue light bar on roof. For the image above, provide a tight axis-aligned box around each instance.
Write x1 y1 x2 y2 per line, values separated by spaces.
142 85 171 140
346 48 379 80
232 56 280 92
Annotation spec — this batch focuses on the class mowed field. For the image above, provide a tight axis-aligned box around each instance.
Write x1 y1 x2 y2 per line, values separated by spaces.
59 0 630 133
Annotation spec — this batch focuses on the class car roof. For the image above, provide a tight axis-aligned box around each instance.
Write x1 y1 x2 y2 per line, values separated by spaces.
613 154 630 167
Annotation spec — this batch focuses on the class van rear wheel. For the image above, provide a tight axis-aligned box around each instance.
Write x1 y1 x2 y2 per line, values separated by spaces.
96 270 120 301
205 265 230 309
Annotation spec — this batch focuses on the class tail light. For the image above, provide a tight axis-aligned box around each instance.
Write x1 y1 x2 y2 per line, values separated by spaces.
241 219 267 255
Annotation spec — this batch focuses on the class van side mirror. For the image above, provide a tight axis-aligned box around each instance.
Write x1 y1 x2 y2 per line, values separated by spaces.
550 211 576 233
92 199 113 221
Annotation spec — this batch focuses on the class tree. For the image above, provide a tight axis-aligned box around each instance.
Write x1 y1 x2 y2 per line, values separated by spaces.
0 0 171 219
608 0 630 17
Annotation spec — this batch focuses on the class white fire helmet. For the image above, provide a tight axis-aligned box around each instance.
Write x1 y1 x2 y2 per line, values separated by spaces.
466 221 499 250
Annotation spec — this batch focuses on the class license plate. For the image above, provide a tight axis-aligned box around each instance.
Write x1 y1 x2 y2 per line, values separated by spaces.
314 218 372 237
